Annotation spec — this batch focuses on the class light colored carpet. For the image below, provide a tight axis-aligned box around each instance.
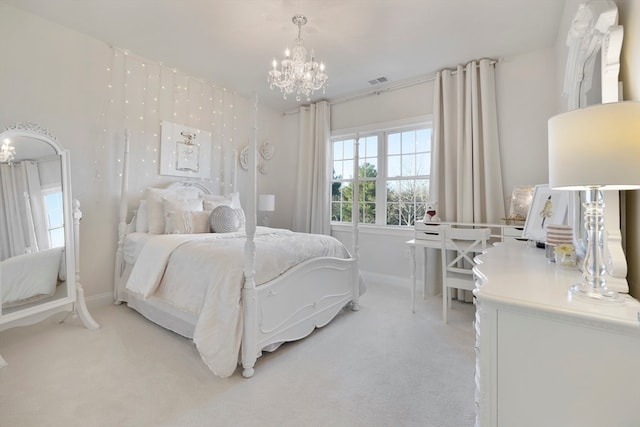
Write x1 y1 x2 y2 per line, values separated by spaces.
0 281 476 427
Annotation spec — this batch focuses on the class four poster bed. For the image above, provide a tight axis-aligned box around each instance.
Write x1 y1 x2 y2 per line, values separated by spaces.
113 119 363 378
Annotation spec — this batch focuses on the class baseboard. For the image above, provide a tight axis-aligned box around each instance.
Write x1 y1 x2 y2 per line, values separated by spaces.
85 292 115 309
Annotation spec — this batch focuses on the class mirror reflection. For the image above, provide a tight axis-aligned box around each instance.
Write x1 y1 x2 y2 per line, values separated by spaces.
0 129 68 313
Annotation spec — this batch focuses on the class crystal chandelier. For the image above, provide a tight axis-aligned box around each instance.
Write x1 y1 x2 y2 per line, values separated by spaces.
268 15 328 102
0 138 16 163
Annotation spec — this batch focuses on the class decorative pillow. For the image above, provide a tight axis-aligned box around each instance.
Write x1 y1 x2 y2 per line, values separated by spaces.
165 210 211 234
144 186 202 234
210 205 241 233
163 197 204 234
135 200 149 233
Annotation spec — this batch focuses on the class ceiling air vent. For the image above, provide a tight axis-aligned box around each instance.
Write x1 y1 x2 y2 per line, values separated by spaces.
368 76 389 85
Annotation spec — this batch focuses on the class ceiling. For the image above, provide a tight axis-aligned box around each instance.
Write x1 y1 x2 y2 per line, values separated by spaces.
3 0 565 112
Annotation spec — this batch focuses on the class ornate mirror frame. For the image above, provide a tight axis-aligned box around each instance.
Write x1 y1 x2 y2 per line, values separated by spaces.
0 122 98 367
563 0 627 288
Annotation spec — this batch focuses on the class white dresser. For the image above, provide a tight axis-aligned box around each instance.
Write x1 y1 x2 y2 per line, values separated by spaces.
473 243 640 427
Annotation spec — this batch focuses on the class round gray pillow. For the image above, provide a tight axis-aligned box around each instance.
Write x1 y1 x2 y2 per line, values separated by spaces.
210 205 240 233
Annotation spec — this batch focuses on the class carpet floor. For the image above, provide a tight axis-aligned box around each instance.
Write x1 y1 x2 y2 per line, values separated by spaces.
0 280 475 427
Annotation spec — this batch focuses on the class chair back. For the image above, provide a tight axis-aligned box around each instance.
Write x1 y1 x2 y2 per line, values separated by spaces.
440 227 491 278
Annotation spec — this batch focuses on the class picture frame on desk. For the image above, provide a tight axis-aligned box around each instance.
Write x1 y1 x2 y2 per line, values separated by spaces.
523 184 569 243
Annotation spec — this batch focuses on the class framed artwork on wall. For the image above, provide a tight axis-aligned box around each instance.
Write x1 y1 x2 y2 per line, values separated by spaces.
523 184 570 243
160 120 212 178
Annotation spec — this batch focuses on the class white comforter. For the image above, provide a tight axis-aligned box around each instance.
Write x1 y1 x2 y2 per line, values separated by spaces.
125 227 350 377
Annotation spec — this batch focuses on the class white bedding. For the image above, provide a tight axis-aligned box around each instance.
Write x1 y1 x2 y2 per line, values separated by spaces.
125 227 350 377
1 247 63 307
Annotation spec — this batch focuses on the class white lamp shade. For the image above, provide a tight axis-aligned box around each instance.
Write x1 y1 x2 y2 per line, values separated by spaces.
258 194 275 211
548 101 640 190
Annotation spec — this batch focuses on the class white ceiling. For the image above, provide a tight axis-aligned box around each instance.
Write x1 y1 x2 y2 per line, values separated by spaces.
4 0 565 112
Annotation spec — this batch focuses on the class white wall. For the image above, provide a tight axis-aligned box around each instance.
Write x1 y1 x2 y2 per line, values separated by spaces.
0 4 281 301
495 48 557 199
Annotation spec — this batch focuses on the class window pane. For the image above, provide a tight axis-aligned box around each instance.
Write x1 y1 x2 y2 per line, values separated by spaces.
365 136 377 158
359 161 377 178
45 192 64 228
416 153 430 175
401 154 416 176
343 160 354 179
49 227 65 248
388 133 400 155
333 140 344 160
416 129 430 152
401 131 415 153
387 155 401 177
343 139 354 160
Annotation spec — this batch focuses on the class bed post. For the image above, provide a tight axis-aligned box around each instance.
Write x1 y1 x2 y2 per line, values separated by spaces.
113 130 130 302
241 96 259 378
351 133 360 311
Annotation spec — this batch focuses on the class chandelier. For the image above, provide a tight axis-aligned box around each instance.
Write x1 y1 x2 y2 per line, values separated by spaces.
0 138 15 163
268 15 328 102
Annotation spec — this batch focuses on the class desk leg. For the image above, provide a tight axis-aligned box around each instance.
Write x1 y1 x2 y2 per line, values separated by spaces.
409 245 416 313
422 247 428 299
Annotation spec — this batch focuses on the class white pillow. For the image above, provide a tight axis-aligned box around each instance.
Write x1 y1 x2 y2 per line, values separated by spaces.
162 197 204 234
165 210 211 234
135 200 149 233
145 187 202 234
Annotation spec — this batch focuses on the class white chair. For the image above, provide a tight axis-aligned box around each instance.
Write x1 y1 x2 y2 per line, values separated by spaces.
440 226 491 323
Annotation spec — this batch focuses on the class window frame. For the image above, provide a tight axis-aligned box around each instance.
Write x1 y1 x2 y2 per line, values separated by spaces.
330 115 432 227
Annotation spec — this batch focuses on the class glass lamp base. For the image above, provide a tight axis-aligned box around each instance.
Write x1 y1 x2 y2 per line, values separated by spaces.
568 283 625 303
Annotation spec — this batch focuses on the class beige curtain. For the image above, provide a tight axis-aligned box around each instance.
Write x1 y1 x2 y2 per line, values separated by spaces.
292 101 331 234
430 59 505 301
0 161 46 259
430 59 505 224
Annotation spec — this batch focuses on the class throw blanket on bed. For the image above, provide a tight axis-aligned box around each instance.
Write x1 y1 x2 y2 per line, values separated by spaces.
125 227 350 377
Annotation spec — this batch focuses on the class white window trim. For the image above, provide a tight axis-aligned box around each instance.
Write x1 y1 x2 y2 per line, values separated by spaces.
331 115 433 228
331 115 432 139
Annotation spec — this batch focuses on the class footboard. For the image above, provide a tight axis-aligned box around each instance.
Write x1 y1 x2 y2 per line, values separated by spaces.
241 256 360 377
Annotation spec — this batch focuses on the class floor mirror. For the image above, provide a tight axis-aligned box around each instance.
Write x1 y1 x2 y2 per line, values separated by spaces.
0 122 98 367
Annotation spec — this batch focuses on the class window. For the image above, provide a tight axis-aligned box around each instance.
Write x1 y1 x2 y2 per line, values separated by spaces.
331 123 431 226
42 188 65 248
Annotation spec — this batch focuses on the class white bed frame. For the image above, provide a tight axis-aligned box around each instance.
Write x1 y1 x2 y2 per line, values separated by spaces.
113 102 361 378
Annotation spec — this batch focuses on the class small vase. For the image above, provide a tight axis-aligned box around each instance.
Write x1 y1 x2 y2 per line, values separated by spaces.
555 250 576 268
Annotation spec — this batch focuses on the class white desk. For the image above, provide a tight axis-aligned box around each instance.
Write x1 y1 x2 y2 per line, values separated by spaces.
407 223 526 312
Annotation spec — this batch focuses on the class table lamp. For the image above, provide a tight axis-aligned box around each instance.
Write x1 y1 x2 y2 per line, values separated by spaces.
258 194 275 227
548 101 640 302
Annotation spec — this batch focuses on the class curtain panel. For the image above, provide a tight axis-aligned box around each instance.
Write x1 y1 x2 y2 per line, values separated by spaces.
292 101 331 234
0 161 46 260
430 59 505 224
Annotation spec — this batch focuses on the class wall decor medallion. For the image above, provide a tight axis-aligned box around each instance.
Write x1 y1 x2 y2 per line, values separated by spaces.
239 145 249 170
258 161 268 175
260 140 275 160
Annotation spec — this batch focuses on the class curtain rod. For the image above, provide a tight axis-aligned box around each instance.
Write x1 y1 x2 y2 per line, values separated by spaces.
280 58 500 116
328 58 500 107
